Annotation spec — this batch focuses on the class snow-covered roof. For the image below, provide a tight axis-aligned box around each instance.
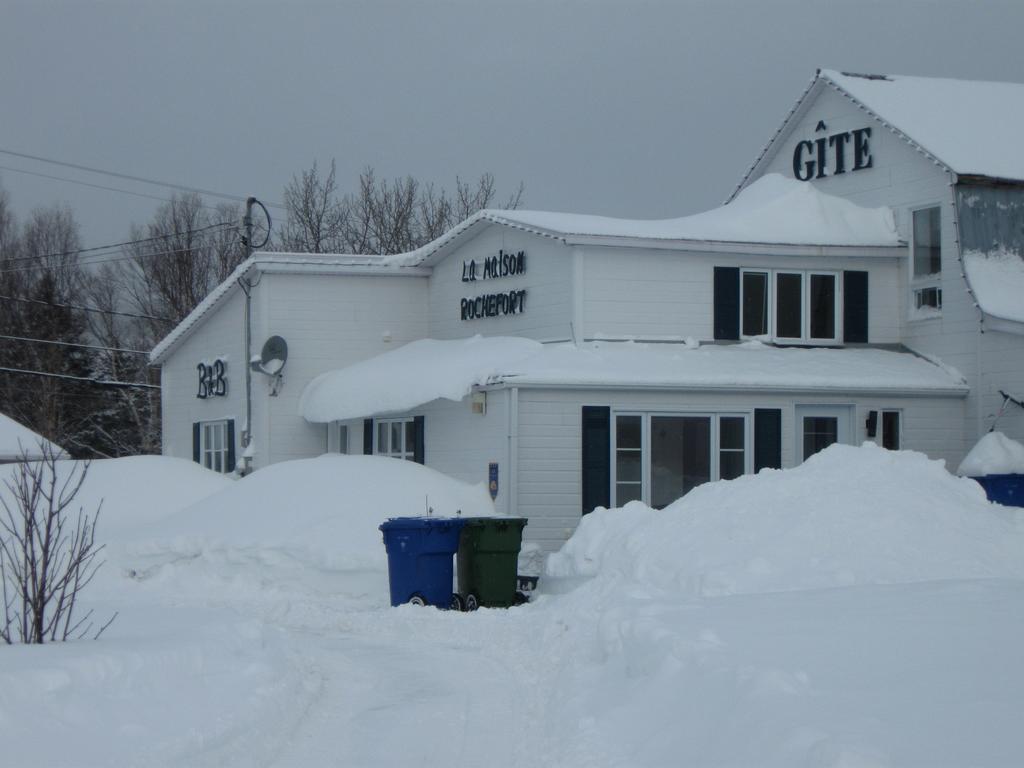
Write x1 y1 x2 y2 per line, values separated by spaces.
149 252 428 365
822 70 1024 182
0 412 64 461
385 175 900 269
299 336 967 423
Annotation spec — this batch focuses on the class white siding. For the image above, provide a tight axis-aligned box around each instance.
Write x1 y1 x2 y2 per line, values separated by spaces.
427 225 573 341
514 387 966 553
754 83 988 462
582 246 902 344
159 289 247 466
257 272 429 466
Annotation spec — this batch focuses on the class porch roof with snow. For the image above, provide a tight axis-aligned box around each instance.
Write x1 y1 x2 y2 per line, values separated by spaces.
298 336 968 423
0 412 65 461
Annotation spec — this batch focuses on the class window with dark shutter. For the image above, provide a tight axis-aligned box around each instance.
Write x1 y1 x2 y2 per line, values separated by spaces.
754 409 782 472
713 267 740 340
363 419 374 455
581 406 611 515
843 270 869 343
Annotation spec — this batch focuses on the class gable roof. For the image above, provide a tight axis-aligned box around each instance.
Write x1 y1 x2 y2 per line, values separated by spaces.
731 69 1024 200
148 253 429 365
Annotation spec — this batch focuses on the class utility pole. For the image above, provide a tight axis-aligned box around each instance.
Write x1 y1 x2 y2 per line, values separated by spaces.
237 196 268 476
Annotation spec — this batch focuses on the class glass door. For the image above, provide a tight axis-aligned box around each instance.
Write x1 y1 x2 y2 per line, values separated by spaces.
795 405 852 462
650 416 711 509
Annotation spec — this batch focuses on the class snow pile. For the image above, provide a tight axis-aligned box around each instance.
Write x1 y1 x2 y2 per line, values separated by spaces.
300 335 541 422
476 173 898 246
963 247 1024 323
959 431 1024 476
126 454 497 573
0 411 65 460
548 443 1023 597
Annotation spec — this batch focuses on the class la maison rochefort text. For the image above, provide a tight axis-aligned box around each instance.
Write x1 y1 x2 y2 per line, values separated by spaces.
460 249 527 321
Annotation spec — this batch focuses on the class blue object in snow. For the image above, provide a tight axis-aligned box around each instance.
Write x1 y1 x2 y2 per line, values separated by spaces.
379 517 466 609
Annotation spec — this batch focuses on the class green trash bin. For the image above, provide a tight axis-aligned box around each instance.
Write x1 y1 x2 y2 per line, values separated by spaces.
457 517 528 610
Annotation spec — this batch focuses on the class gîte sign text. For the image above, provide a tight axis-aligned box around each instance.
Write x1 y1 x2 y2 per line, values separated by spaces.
792 122 872 181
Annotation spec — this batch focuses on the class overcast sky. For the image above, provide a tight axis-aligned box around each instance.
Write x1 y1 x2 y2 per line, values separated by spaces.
2 0 1024 249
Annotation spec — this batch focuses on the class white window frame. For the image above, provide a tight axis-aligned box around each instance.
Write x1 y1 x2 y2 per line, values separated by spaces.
909 205 942 319
740 268 842 345
611 411 751 507
375 417 415 461
327 422 350 454
795 405 853 463
200 419 230 474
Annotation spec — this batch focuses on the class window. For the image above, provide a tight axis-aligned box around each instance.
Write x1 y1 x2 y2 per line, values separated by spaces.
881 410 900 450
741 271 770 336
329 423 349 454
614 415 643 505
741 269 839 344
200 420 231 473
911 207 942 315
376 417 415 461
612 412 748 508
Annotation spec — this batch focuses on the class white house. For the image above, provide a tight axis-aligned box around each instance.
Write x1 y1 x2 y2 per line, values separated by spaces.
150 69 1024 552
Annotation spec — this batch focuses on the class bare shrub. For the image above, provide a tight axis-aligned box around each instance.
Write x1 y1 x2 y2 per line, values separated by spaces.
0 441 115 643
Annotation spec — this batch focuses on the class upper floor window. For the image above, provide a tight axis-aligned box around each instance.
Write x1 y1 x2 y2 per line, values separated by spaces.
741 268 840 344
911 206 942 315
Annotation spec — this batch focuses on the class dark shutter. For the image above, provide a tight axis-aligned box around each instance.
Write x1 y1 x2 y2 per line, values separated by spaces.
413 415 425 465
843 270 869 343
225 420 236 473
192 422 201 464
581 406 611 515
363 419 374 455
713 266 740 340
754 409 782 472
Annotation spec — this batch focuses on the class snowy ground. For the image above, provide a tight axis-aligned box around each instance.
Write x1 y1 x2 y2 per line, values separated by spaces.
2 447 1023 767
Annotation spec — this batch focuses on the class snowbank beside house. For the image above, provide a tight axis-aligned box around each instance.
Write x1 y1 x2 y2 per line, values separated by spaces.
0 412 65 460
124 454 497 573
959 431 1024 476
547 442 1024 596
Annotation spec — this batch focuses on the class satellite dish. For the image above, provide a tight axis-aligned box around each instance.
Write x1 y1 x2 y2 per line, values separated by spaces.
257 335 288 376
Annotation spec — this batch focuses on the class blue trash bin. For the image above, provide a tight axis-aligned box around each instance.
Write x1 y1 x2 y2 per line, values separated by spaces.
379 517 466 609
971 474 1024 507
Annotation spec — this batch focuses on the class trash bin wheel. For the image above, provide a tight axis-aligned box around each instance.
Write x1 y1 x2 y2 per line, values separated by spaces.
449 594 464 612
408 594 427 607
513 591 529 606
464 593 479 612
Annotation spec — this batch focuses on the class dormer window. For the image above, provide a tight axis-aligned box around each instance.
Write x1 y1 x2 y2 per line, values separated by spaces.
911 206 942 316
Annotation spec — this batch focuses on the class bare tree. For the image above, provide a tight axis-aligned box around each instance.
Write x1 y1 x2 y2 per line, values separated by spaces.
0 441 115 644
276 163 524 256
277 160 348 253
117 192 243 333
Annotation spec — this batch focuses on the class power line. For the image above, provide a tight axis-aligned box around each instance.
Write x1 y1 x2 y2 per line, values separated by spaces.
0 365 160 390
0 238 245 275
0 333 150 356
0 293 173 323
0 220 237 265
0 164 234 213
0 147 286 210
